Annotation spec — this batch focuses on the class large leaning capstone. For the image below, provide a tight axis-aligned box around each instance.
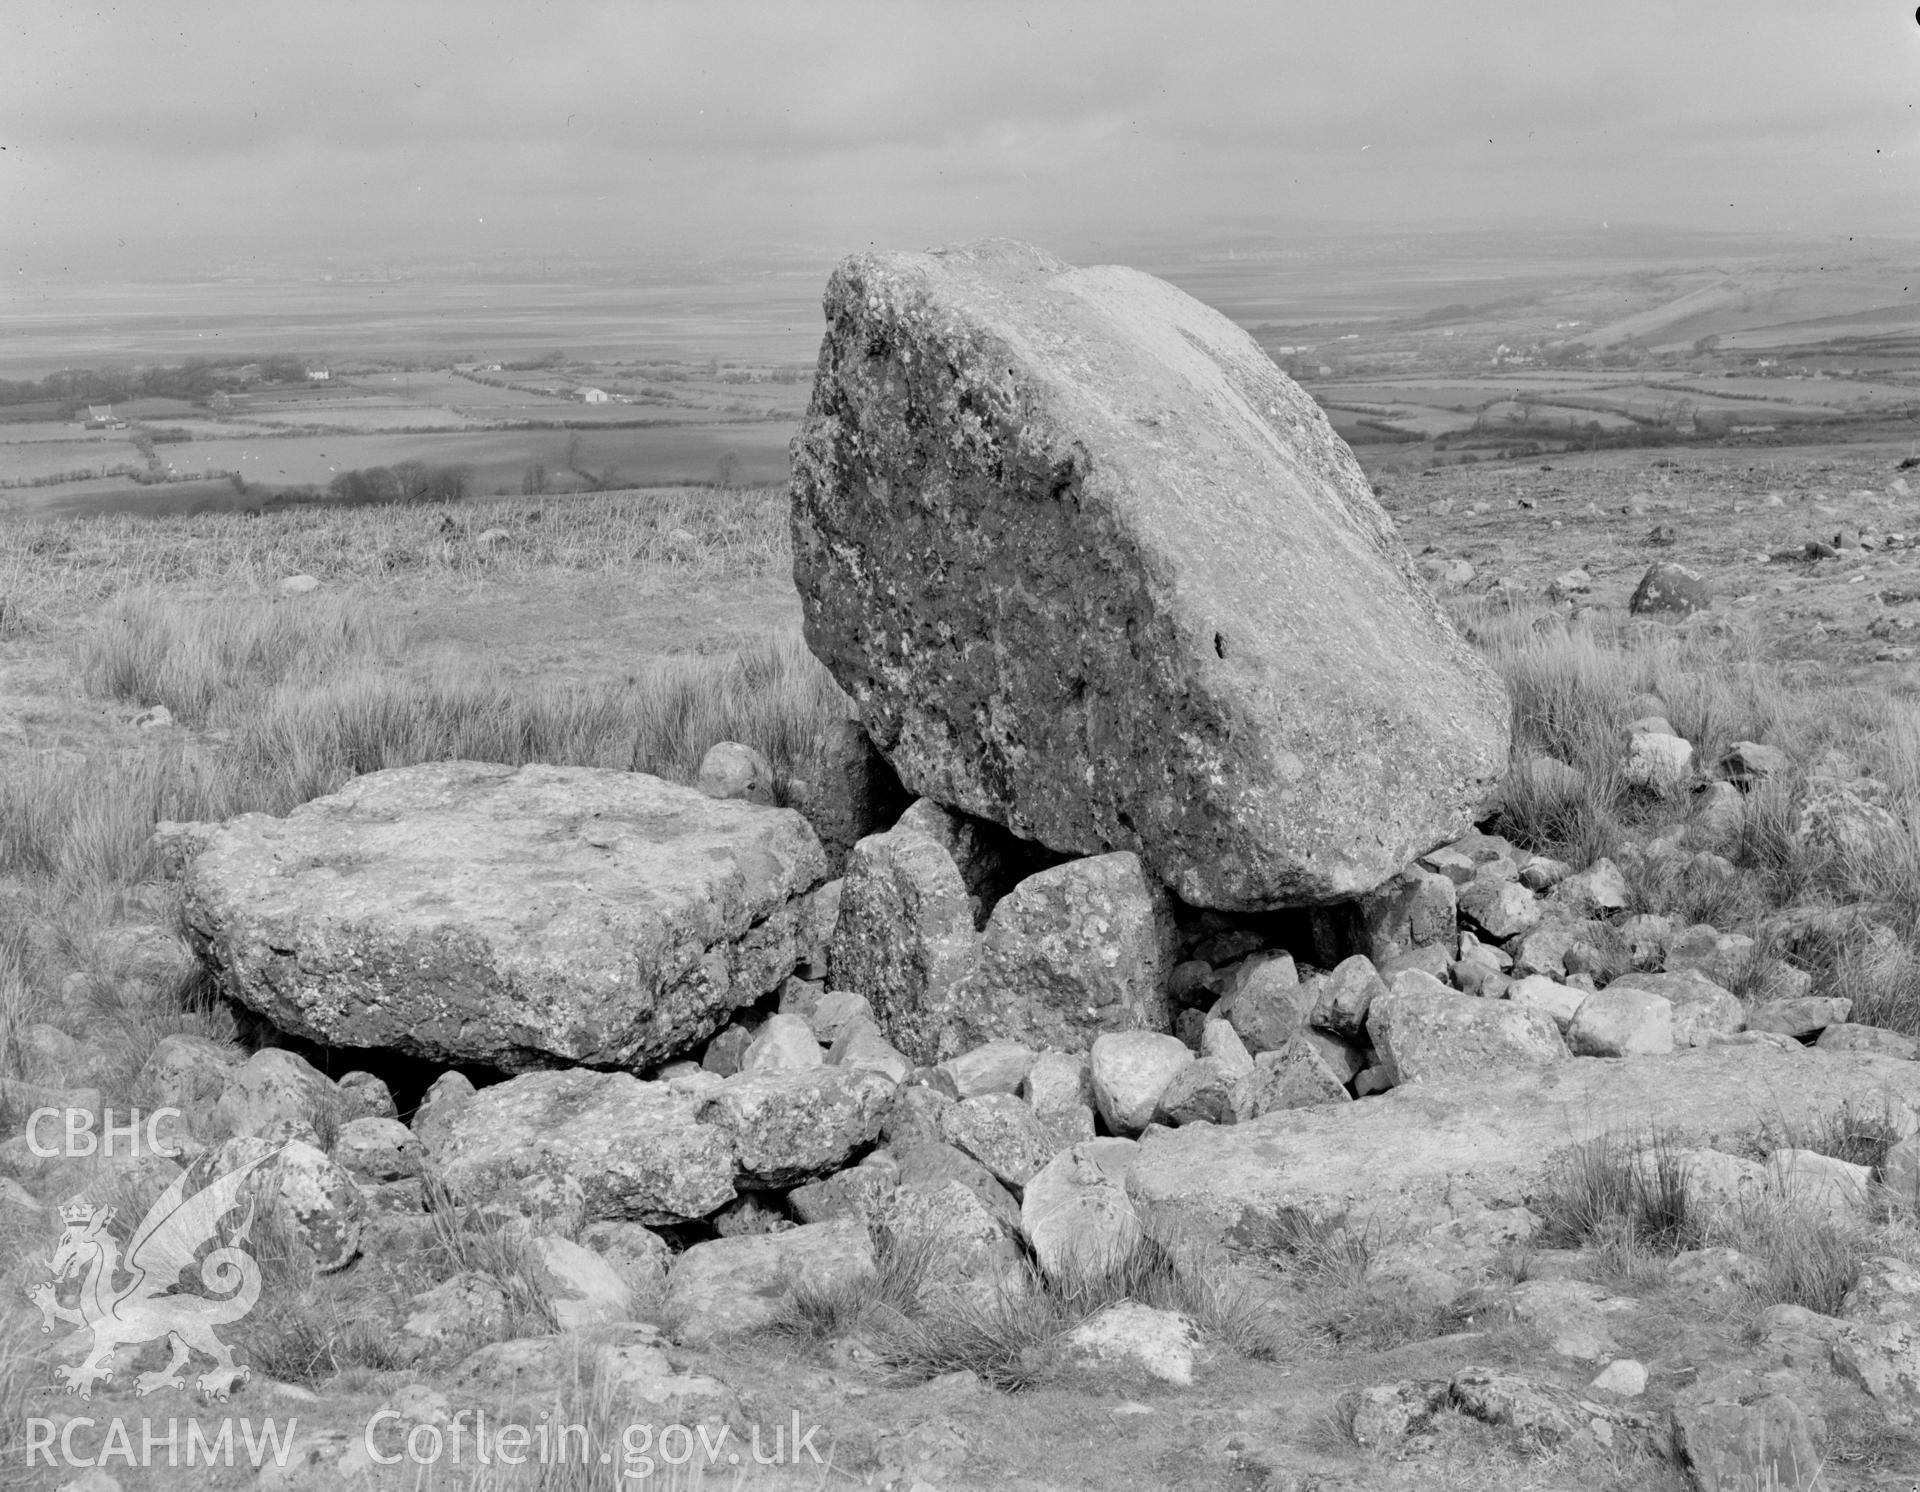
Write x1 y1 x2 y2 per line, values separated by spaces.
790 239 1509 909
181 762 826 1070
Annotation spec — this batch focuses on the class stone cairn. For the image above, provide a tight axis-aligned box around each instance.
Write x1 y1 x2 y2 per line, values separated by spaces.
127 244 1920 1429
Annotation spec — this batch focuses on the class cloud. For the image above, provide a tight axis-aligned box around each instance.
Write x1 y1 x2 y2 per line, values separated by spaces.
4 0 1918 274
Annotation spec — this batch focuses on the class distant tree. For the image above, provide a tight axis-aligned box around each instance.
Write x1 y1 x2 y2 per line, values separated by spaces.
521 462 548 496
713 451 740 488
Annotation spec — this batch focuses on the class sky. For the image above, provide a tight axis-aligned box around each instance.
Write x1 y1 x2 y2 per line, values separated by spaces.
5 1 1920 279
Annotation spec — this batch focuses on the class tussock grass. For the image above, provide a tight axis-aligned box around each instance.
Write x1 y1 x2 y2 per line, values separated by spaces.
1726 1199 1869 1318
1534 1130 1708 1280
1465 598 1920 1035
774 1202 1284 1390
84 592 405 726
0 487 790 618
419 1172 564 1336
1532 1120 1898 1319
1241 1209 1486 1352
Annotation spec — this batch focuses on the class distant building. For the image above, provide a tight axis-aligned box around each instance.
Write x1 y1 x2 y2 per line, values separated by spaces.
580 387 611 404
307 368 331 381
85 404 126 429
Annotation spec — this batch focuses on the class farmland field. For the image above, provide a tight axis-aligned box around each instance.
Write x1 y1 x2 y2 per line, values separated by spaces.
6 227 1920 516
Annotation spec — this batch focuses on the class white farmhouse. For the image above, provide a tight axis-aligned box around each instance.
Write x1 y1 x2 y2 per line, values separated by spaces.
579 387 611 404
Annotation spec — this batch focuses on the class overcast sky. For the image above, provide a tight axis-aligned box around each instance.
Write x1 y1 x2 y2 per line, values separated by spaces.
5 1 1919 278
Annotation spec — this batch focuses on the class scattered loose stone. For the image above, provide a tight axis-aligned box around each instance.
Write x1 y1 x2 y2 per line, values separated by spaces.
1156 1054 1253 1126
213 1137 363 1273
526 1234 633 1330
1565 987 1675 1057
945 851 1176 1053
1456 874 1542 940
1367 986 1567 1085
331 1116 423 1182
1023 1049 1096 1148
1591 1359 1648 1397
1090 1032 1194 1135
1307 955 1386 1040
938 1093 1057 1187
697 741 775 806
932 1037 1036 1099
1208 951 1309 1053
1766 1148 1871 1220
667 1218 874 1343
1020 1138 1140 1282
435 1069 736 1225
1247 1038 1352 1114
1354 866 1458 965
1625 731 1694 794
1747 996 1851 1039
213 1048 336 1146
828 1021 915 1083
1065 1302 1198 1385
1629 561 1712 616
1507 974 1588 1032
740 1012 825 1072
1814 1022 1916 1058
696 1066 896 1187
1609 970 1745 1046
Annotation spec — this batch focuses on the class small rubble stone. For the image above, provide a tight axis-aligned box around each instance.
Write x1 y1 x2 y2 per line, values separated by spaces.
1368 987 1566 1085
1591 1359 1647 1397
1766 1148 1872 1220
1565 987 1674 1057
333 1071 397 1123
945 851 1176 1053
581 1221 674 1293
1608 969 1745 1046
1247 1038 1352 1114
827 1022 914 1083
1625 731 1693 794
1747 997 1851 1039
1208 951 1308 1053
1507 974 1588 1032
740 1013 825 1072
435 1069 736 1226
938 1093 1057 1187
1065 1302 1198 1385
697 742 775 806
701 1022 757 1077
1456 875 1542 940
696 1066 896 1187
667 1218 874 1344
1307 955 1386 1040
1815 1022 1917 1059
527 1234 634 1330
1020 1138 1140 1282
1156 1055 1253 1126
1090 1033 1194 1135
932 1037 1035 1099
1023 1050 1096 1148
213 1048 335 1146
332 1116 423 1182
1548 858 1628 917
1354 866 1458 965
1629 561 1712 617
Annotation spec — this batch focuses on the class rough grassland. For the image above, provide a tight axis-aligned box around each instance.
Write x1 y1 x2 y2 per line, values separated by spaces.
2 465 1920 1489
